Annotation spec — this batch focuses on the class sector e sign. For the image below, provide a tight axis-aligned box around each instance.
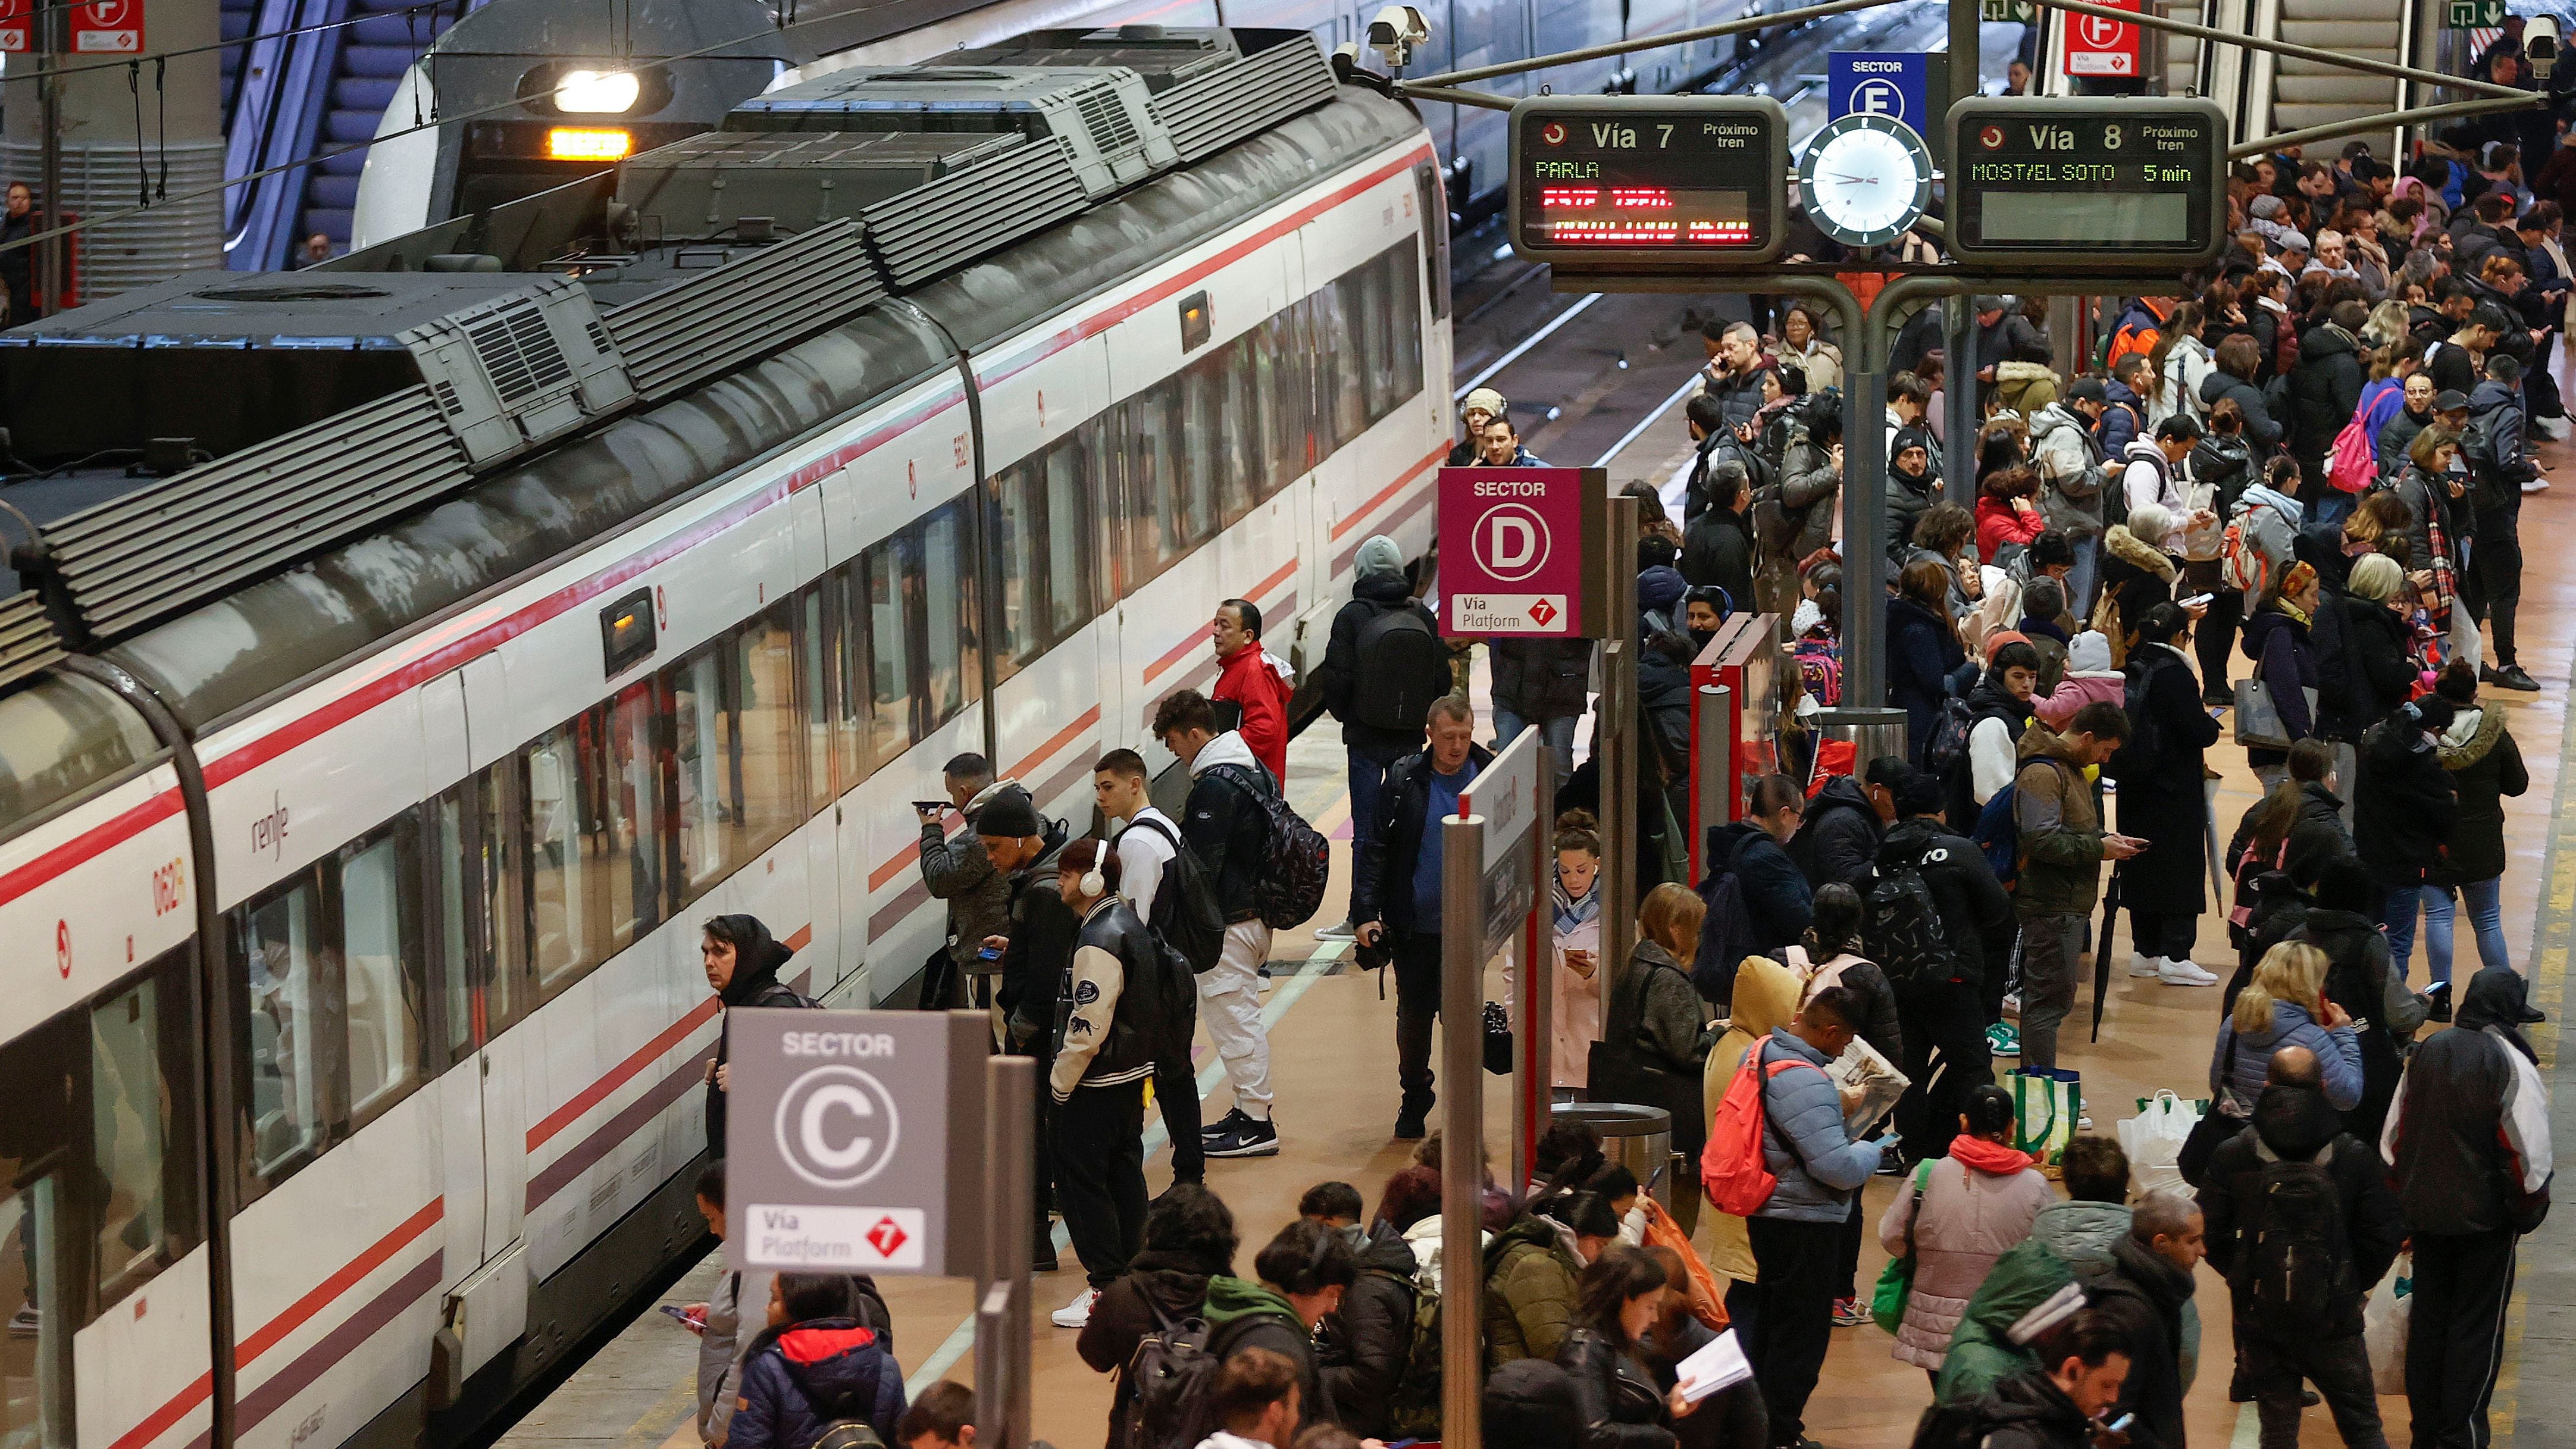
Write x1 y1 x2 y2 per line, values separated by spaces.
1946 97 2227 270
1509 95 1788 267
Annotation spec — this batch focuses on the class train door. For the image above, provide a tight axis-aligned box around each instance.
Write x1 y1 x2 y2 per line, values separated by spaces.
420 657 532 1386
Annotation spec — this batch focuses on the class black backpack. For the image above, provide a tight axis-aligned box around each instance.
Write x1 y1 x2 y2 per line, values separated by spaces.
2230 1140 2353 1339
1119 816 1226 973
1923 695 1976 783
1372 1268 1444 1439
1123 1301 1299 1449
1351 602 1447 733
1206 763 1330 931
1863 840 1964 990
1689 833 1761 1007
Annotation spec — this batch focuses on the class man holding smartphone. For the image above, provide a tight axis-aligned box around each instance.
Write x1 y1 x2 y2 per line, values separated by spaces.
2011 703 2146 1071
916 753 1015 1011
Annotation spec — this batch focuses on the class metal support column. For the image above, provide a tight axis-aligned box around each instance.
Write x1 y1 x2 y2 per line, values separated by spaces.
975 1054 1035 1449
1515 747 1557 1187
1695 684 1733 849
1598 495 1641 995
1943 296 1979 506
1439 815 1489 1449
36 0 62 317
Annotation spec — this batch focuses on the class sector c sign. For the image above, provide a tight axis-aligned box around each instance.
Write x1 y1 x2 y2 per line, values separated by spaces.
1438 466 1607 638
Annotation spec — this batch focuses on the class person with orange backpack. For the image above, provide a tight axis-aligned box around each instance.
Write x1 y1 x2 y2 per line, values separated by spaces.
1703 984 1893 1449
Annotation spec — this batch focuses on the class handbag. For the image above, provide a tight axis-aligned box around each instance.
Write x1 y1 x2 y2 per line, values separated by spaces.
2116 1090 2205 1194
1482 1000 1514 1076
2009 1068 2081 1171
2176 1098 2244 1187
2230 678 2317 751
1870 1160 1932 1334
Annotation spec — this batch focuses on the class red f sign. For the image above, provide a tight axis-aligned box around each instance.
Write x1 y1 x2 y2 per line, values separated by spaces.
2064 0 2139 76
73 0 142 53
0 0 27 53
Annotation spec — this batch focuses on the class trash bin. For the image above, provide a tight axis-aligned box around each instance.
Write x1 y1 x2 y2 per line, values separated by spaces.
1551 1101 1675 1211
1817 706 1910 772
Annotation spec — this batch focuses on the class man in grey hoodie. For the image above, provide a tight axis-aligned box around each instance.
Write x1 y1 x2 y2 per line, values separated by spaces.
1744 984 1893 1448
1316 534 1451 938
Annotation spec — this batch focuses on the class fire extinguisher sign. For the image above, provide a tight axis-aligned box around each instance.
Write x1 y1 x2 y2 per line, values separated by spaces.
72 0 142 52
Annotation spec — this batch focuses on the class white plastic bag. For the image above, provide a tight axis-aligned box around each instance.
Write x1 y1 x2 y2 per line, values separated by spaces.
2117 1090 2203 1194
2365 1254 2413 1395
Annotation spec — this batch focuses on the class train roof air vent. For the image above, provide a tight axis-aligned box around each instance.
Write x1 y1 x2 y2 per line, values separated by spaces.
947 26 1241 90
0 594 64 694
398 277 636 465
603 218 888 400
1149 33 1339 162
728 66 1176 199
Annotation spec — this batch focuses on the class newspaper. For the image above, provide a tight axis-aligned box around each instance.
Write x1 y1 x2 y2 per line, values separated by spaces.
1675 1328 1755 1402
1830 1034 1911 1135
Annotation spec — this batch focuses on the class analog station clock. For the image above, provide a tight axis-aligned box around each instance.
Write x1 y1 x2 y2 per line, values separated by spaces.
1797 111 1935 249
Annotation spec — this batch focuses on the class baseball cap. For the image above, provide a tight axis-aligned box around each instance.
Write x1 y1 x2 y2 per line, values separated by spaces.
2434 389 2471 411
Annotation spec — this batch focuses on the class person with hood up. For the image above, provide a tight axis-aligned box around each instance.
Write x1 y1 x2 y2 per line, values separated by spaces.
1681 455 1758 610
1209 599 1293 784
2014 704 2145 1069
1889 558 1968 765
1197 1220 1360 1438
2241 562 2324 788
1078 1184 1241 1449
1976 464 2049 567
2212 941 2366 1113
2073 1193 2205 1449
1955 640 2042 833
1701 954 1800 1288
727 1275 907 1449
1874 767 2016 1154
2462 352 2542 690
2352 695 2462 946
2319 555 2419 743
1357 697 1494 1139
1968 1313 2137 1449
2198 1044 2407 1449
1751 408 1842 617
2381 965 2553 1449
1879 1084 2052 1374
2107 605 2226 987
1294 1182 1422 1438
2029 390 2113 609
2415 663 2527 999
1888 424 1945 577
2031 629 2127 731
2298 853 2435 1133
1786 767 1882 894
2289 301 2371 508
701 914 807 1157
1153 691 1284 1158
1315 534 1452 940
1933 1137 2139 1406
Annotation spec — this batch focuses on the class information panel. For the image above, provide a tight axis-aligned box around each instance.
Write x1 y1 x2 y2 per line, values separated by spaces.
1509 95 1788 267
1946 97 2227 270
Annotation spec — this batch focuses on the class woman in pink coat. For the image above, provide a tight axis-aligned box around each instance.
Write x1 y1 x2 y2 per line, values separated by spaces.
1876 1084 2054 1374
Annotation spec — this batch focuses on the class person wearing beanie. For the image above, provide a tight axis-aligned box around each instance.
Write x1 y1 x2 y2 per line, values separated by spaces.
1314 534 1451 941
974 784 1077 1270
1888 423 1944 575
1451 386 1507 465
2353 696 2462 938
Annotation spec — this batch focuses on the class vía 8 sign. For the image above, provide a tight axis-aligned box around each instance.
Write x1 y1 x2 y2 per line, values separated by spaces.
1945 96 2227 269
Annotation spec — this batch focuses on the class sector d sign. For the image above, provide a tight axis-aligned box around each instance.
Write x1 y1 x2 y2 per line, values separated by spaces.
1439 466 1604 638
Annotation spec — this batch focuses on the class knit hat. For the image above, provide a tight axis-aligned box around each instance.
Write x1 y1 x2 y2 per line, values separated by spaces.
1972 294 2007 314
974 786 1041 840
2250 194 2288 220
1891 424 1934 464
2276 229 2312 254
1638 564 1689 619
1462 386 1507 418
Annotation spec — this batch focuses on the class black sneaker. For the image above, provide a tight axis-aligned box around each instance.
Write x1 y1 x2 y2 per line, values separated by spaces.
2484 663 2542 692
2203 686 2234 708
2428 995 2453 1024
1204 1114 1280 1158
1200 1107 1249 1142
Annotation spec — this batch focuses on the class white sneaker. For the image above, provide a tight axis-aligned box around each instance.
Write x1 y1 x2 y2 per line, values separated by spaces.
1313 919 1357 941
2158 957 2220 986
2128 952 2165 978
2539 415 2570 440
2525 477 2552 494
2002 991 2023 1017
1051 1287 1100 1328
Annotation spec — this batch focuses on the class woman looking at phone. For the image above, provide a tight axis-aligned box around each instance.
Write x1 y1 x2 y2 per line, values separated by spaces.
1553 811 1606 1093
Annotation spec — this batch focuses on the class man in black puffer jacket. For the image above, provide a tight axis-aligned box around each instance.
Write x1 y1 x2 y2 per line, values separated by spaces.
2076 1195 2205 1449
2287 301 2368 495
1297 1182 1423 1437
1789 772 1882 892
1878 768 2017 1162
2198 1047 2407 1449
2353 700 2461 925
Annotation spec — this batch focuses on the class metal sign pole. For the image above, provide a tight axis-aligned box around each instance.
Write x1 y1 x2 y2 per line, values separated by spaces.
1695 684 1733 847
1439 813 1488 1449
1942 296 1980 506
1598 495 1640 999
976 1053 1034 1449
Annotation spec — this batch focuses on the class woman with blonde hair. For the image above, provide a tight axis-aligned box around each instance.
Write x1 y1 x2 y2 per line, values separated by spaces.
1601 883 1717 1231
2209 940 2365 1111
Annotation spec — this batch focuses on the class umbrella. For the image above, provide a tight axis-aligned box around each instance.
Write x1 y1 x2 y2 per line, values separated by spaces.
2092 861 2123 1044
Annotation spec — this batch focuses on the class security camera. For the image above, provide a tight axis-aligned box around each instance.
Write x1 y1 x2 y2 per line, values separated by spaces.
1366 5 1431 69
2530 15 2561 79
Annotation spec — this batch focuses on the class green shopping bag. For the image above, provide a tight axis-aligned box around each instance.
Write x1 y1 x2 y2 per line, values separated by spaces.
1871 1159 1932 1334
2010 1067 2081 1172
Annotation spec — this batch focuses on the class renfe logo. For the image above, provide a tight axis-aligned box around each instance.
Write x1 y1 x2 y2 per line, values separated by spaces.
1476 503 1551 581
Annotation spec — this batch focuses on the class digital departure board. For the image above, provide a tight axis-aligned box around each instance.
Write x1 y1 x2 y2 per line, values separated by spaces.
1945 96 2228 269
1509 96 1788 267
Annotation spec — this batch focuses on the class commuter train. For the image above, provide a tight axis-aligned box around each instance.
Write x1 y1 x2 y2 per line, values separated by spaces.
346 0 1779 247
0 32 1442 1449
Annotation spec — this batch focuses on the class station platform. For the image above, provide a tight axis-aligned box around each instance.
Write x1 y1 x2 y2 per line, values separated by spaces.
499 408 2576 1449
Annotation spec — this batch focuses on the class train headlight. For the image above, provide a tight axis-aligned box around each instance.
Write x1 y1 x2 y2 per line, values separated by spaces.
546 127 634 161
556 68 642 113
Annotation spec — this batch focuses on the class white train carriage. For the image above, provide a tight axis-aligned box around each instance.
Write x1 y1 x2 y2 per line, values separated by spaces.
0 33 1443 1449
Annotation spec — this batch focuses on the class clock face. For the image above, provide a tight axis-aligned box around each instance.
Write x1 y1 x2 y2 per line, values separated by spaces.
1800 115 1933 248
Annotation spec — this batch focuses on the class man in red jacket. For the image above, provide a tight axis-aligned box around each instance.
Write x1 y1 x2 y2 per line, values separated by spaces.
1212 598 1291 784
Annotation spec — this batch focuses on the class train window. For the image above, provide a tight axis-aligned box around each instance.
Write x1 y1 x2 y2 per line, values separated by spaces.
1386 239 1426 409
921 504 982 725
1413 164 1451 320
830 565 870 785
90 952 199 1307
674 642 738 894
1314 283 1368 448
1251 314 1297 495
237 873 332 1180
733 606 803 857
477 760 532 1033
431 790 475 1059
863 542 915 758
989 461 1044 672
525 718 599 988
603 681 666 947
1181 360 1226 533
0 1174 68 1449
1043 441 1094 635
1291 299 1329 468
340 823 427 1122
1137 391 1190 574
1217 337 1260 522
800 590 841 809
